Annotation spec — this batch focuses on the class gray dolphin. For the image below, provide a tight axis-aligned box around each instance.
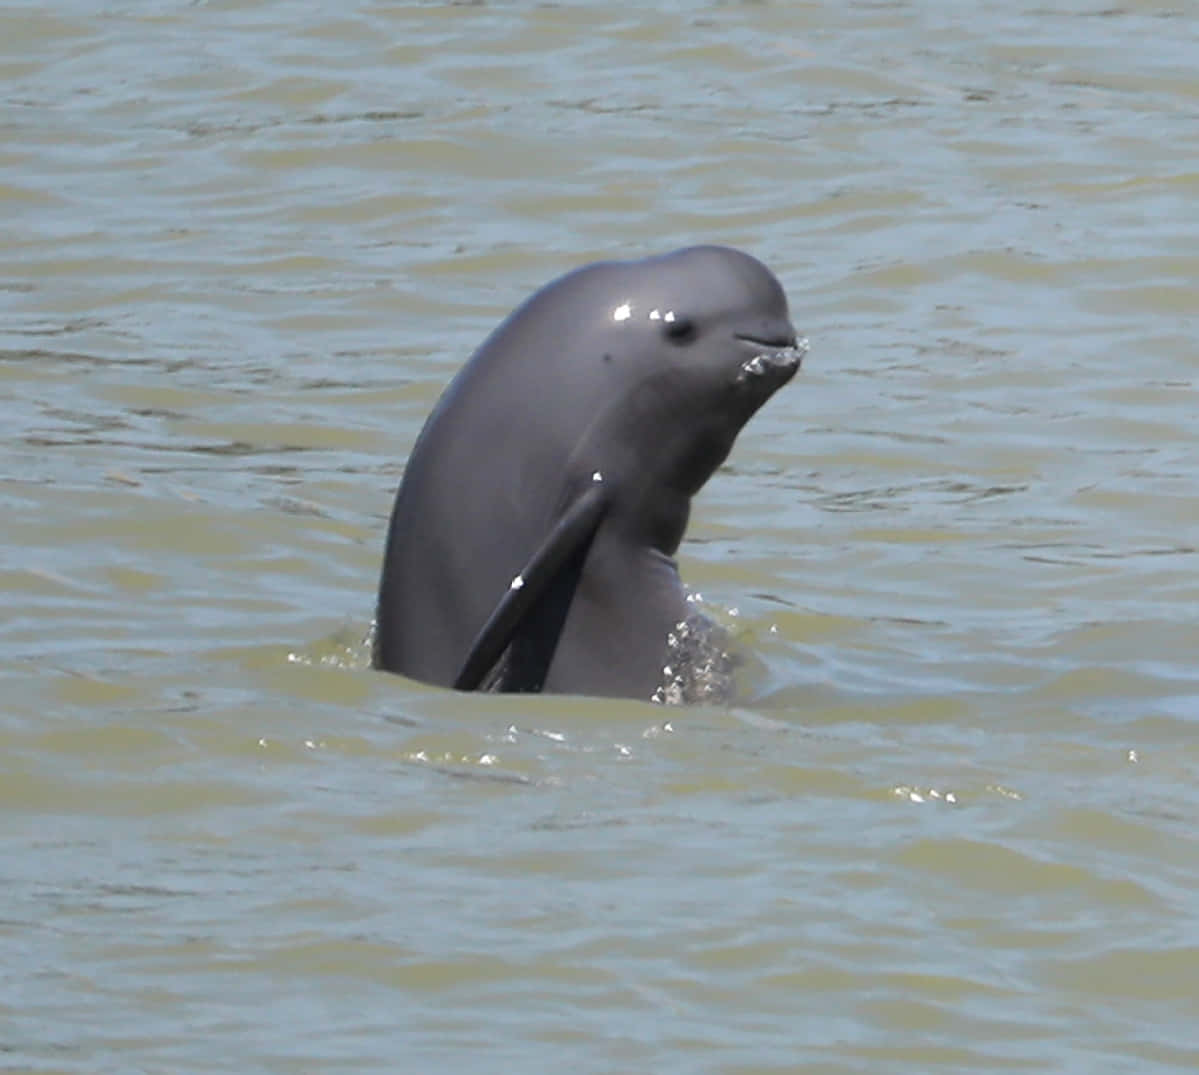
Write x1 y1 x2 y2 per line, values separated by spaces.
374 245 805 701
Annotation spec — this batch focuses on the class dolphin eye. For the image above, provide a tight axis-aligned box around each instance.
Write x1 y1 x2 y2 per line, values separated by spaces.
663 317 697 345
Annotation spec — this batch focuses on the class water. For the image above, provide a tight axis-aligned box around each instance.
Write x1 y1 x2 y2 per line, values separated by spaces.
3 1 1198 1071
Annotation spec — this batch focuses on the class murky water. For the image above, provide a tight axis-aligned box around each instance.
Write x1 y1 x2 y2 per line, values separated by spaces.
3 2 1198 1071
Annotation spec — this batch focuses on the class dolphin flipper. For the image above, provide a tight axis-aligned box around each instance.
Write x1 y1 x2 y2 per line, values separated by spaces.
454 481 609 691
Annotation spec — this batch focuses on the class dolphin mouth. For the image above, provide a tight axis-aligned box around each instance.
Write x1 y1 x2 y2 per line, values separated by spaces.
733 333 809 384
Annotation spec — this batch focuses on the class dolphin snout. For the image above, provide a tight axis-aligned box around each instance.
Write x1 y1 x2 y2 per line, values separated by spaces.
733 320 800 351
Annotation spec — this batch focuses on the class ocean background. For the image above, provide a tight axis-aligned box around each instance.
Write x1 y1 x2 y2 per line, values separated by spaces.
3 2 1197 1071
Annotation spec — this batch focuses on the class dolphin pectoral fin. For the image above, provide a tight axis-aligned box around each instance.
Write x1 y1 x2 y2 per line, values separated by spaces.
454 482 609 692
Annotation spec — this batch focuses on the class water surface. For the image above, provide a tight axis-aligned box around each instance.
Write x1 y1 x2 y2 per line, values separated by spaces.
3 2 1198 1071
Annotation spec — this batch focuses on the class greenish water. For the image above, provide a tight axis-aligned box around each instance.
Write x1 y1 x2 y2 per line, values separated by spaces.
3 2 1197 1072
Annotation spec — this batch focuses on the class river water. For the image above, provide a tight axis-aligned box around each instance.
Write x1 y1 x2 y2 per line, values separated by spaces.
3 2 1197 1071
